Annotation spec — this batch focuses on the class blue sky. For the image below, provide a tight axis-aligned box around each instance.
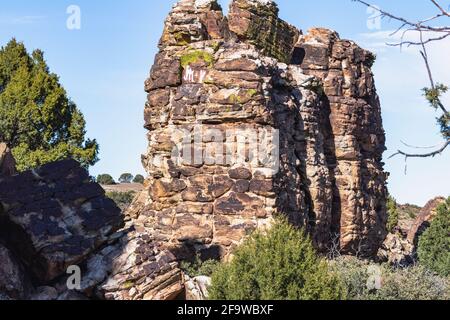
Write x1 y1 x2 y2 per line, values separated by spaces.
0 0 448 205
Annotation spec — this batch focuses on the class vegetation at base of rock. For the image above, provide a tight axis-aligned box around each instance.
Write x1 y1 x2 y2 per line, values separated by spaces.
208 218 345 300
180 255 221 278
119 173 134 184
96 174 116 185
386 195 399 233
330 256 449 300
133 174 145 184
417 197 450 277
180 50 214 68
0 39 99 172
106 191 136 209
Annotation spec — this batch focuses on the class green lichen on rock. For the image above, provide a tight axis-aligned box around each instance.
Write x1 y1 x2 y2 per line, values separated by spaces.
180 50 215 68
246 89 258 98
174 31 191 46
244 3 299 64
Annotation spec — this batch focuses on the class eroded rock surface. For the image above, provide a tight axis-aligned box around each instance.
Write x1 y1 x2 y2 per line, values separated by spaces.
407 197 446 246
0 244 32 300
0 159 123 283
137 0 387 263
1 0 389 301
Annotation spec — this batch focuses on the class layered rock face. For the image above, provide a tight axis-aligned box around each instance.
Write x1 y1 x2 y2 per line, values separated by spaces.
297 28 387 253
137 0 387 261
407 197 446 246
0 160 123 283
0 159 126 299
0 0 388 301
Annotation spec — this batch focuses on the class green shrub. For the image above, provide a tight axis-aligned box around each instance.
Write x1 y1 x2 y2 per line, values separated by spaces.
133 174 145 184
180 255 221 278
329 257 372 300
417 197 450 277
376 265 449 300
119 173 133 184
106 191 136 209
331 256 449 300
386 195 399 233
97 174 116 185
208 218 345 300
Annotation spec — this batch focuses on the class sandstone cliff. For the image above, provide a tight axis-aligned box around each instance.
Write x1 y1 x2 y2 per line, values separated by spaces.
0 0 388 301
136 0 387 262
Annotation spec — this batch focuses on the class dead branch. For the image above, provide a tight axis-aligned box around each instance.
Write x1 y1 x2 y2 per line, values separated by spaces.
354 0 450 160
389 140 450 159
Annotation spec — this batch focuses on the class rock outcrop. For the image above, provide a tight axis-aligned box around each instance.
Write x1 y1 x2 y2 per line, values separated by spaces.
0 159 126 299
297 28 387 253
136 0 387 266
407 197 446 246
0 0 388 301
0 244 32 300
0 159 123 283
377 233 414 267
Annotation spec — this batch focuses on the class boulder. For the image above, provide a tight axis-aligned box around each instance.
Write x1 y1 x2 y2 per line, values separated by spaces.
0 244 32 299
185 275 211 300
0 159 123 283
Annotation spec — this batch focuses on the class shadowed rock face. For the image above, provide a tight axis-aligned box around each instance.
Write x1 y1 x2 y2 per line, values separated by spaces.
135 0 387 262
0 159 123 283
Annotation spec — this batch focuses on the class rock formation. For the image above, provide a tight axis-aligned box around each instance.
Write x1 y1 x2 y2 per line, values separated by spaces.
136 0 387 265
0 159 125 299
0 0 389 301
407 197 446 246
377 197 446 266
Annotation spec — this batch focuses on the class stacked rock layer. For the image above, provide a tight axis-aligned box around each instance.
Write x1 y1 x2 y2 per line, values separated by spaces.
134 0 388 261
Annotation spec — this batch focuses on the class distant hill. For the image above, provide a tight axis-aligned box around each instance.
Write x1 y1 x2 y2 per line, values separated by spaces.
101 183 144 193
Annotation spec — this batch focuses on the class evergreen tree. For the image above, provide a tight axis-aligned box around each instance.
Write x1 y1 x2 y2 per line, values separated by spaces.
386 195 399 233
208 218 345 300
119 173 133 184
96 174 116 185
0 39 99 171
418 197 450 277
133 174 145 184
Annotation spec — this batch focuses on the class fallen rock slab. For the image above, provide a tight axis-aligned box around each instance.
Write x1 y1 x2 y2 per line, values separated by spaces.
0 159 123 283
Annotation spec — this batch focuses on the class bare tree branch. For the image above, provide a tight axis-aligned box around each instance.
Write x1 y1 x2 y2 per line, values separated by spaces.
430 0 450 17
389 140 450 159
354 0 450 160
